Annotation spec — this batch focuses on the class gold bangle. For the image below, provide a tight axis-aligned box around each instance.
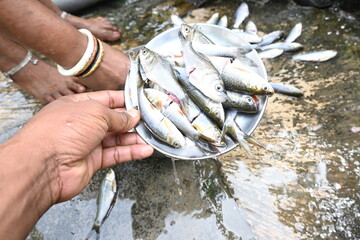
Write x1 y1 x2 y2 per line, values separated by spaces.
78 39 104 78
76 35 98 77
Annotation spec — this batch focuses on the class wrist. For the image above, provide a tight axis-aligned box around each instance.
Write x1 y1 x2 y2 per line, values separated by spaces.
0 134 60 239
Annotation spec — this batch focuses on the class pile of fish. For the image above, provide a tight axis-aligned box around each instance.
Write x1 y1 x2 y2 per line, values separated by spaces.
171 2 338 62
127 24 270 158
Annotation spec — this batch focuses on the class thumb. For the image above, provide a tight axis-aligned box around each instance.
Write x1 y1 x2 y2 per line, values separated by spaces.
106 108 140 133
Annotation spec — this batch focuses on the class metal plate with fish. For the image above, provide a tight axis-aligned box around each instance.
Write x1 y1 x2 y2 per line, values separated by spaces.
125 23 268 160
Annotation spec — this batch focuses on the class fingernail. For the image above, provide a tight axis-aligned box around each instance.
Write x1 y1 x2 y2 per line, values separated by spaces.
127 108 139 118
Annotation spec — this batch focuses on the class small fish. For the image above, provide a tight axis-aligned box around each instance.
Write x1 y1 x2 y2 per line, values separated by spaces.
292 50 337 62
233 2 249 29
180 24 214 44
284 23 302 43
171 15 186 26
255 30 285 47
206 12 220 25
127 51 141 108
87 169 117 239
217 15 228 28
175 67 225 126
139 46 197 121
138 83 186 148
223 91 260 113
210 56 274 95
270 82 304 97
260 42 303 52
258 48 284 59
179 31 227 102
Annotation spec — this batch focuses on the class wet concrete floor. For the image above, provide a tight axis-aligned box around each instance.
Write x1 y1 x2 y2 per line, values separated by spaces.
0 0 359 239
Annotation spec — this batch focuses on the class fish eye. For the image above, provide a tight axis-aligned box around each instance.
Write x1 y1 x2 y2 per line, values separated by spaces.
246 97 252 103
214 111 219 116
263 85 268 91
215 133 222 141
215 84 223 92
174 142 181 148
185 27 190 33
142 49 148 55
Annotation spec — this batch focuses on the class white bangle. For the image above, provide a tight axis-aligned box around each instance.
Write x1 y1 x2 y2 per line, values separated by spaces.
57 29 95 77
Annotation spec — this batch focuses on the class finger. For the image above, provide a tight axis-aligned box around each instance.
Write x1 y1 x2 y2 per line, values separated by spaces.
102 132 146 148
105 108 140 133
101 144 154 168
64 90 126 109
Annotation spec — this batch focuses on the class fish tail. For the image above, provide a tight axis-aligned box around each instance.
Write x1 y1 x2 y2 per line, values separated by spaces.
85 226 99 240
244 135 268 150
238 139 254 158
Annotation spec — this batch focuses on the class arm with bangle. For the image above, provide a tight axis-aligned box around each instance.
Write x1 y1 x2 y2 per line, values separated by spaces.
0 0 130 90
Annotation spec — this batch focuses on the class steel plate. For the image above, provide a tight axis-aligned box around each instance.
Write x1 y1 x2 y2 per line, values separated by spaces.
125 23 268 160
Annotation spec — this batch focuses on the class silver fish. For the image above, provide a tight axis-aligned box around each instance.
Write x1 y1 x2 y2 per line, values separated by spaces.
139 46 197 121
284 23 302 43
260 42 303 52
180 24 214 44
175 67 225 126
270 82 304 97
233 2 249 29
224 91 260 113
206 12 220 25
292 50 337 62
217 15 228 28
255 30 285 47
138 84 186 148
171 15 187 26
210 56 274 95
91 169 117 234
258 48 284 59
179 31 227 102
127 51 141 108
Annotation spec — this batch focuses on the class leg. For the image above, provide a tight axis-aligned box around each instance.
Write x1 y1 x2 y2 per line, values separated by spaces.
38 0 121 41
0 34 85 103
0 0 128 91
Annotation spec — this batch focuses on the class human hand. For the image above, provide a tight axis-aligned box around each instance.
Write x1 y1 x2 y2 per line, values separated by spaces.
18 90 153 202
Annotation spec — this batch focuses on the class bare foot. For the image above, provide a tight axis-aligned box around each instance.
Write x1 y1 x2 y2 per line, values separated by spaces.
65 15 121 42
8 58 86 103
0 34 86 103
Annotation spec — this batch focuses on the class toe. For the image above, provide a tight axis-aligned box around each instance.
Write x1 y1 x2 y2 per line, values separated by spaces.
43 95 56 103
100 30 121 41
69 81 86 93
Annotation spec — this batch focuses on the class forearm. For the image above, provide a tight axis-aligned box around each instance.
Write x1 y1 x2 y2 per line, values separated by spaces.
0 0 86 69
0 134 59 239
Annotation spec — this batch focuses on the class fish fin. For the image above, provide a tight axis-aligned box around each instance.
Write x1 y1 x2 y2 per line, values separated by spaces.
194 139 219 154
